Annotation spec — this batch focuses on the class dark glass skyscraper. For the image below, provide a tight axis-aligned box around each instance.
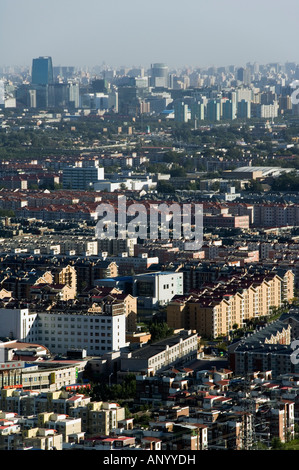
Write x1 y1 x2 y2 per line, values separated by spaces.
31 56 53 85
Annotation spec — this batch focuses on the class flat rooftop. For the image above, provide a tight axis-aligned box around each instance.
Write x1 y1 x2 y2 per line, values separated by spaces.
126 331 196 360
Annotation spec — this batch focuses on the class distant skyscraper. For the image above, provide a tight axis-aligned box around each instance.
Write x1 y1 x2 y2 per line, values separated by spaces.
0 80 4 106
207 99 220 121
150 63 169 88
31 56 54 85
68 82 80 108
237 99 251 119
222 99 236 120
237 67 251 86
174 101 189 122
53 66 75 80
190 100 205 121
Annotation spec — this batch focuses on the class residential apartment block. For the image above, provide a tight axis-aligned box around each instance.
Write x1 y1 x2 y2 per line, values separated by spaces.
70 401 125 437
228 319 297 379
203 212 250 229
120 330 198 375
253 203 299 228
167 271 291 338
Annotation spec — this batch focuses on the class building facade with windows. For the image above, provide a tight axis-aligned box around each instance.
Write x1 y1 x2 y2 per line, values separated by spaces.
62 165 104 190
166 272 286 338
120 330 198 375
0 302 127 356
31 57 53 86
34 306 126 356
133 271 184 309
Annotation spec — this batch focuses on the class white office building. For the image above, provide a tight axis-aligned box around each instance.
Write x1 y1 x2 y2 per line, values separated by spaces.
94 176 156 192
0 306 126 357
62 165 104 190
133 271 184 309
33 309 126 356
0 308 37 342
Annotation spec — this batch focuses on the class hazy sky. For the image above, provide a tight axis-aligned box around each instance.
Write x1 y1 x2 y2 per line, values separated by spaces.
1 0 299 70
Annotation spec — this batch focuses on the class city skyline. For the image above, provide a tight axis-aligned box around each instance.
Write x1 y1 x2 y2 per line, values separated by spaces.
2 0 299 453
2 0 299 69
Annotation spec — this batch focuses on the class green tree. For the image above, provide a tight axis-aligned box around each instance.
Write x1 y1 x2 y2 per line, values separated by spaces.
90 374 136 402
169 166 186 177
271 171 299 192
156 181 175 194
149 321 174 342
271 437 284 449
246 180 264 193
